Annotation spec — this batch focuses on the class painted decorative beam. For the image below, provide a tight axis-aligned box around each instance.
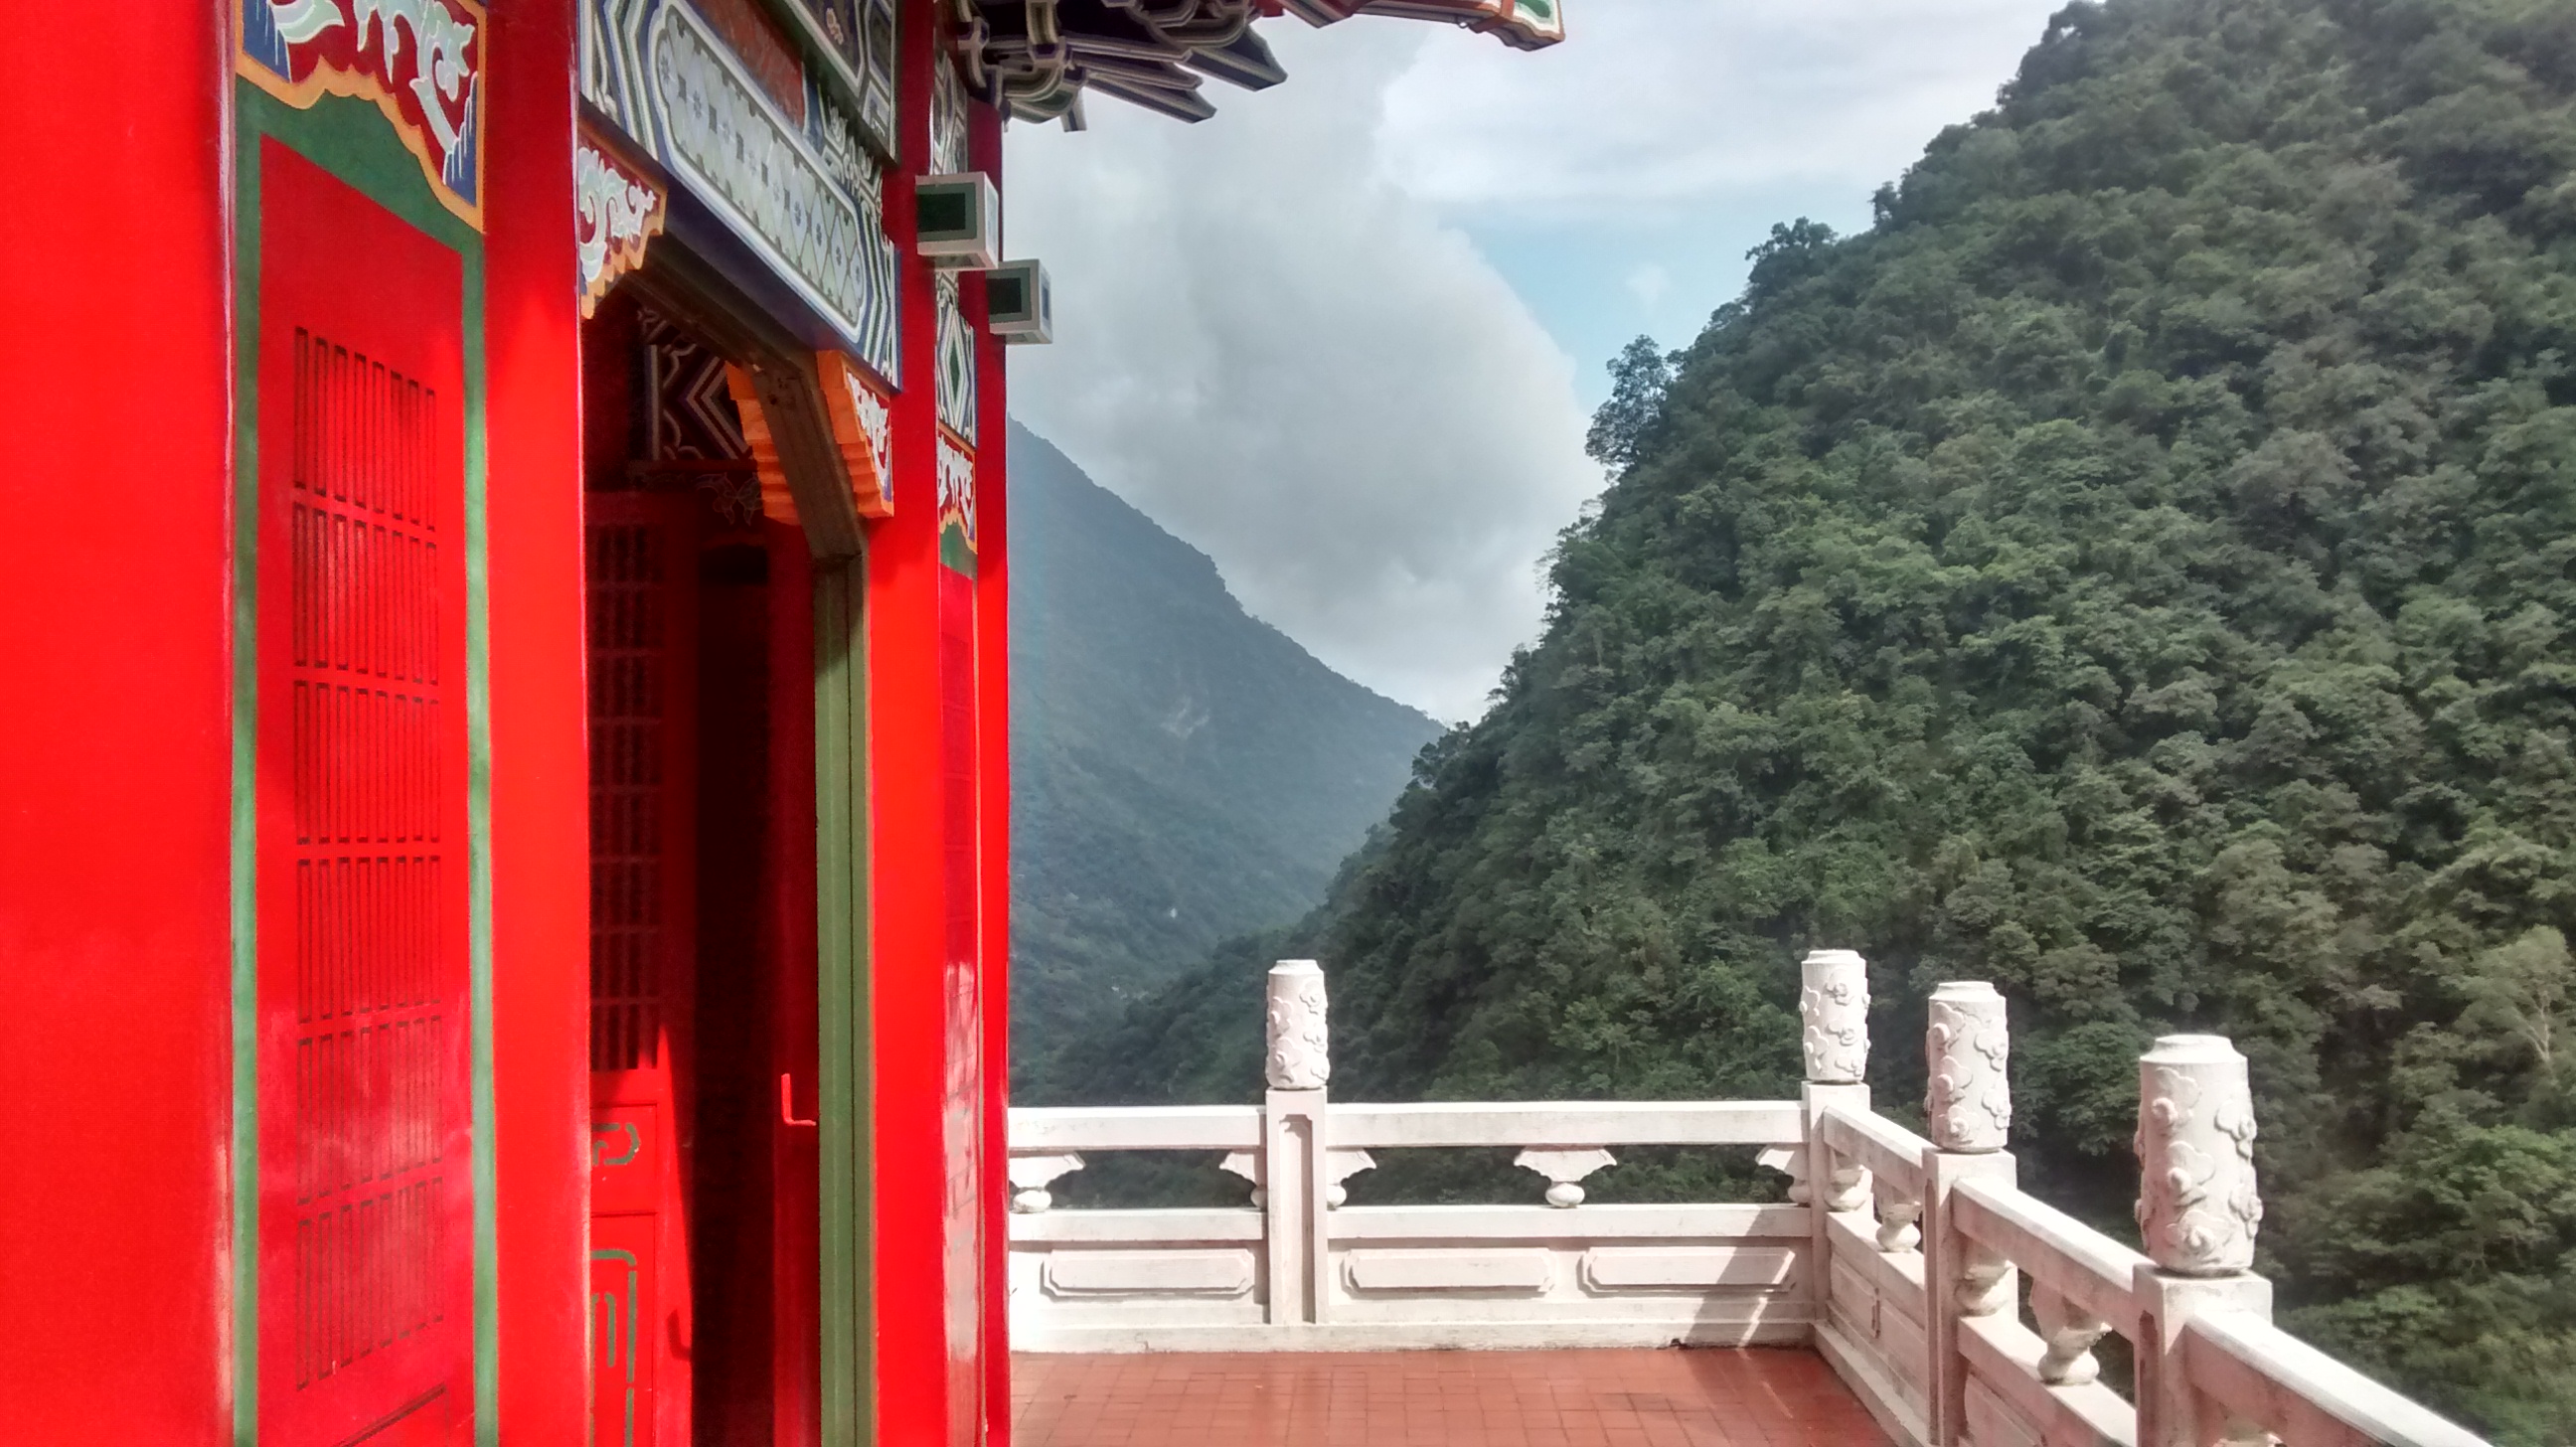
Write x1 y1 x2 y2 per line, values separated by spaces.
960 0 1559 125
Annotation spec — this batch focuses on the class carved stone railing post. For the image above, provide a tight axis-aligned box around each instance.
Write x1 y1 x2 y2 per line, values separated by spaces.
2132 1035 2273 1447
1263 960 1333 1327
1921 982 2016 1447
1798 949 1873 1332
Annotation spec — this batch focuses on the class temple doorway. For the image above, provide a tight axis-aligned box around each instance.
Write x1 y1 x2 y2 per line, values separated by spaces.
582 289 826 1446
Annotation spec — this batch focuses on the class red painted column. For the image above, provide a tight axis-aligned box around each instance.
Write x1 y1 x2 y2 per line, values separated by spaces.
0 7 235 1439
968 92 1015 1447
870 2 954 1442
483 0 591 1437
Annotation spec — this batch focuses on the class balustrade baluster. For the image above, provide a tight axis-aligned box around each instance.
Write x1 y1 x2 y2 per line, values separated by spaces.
1870 1176 1921 1254
2029 1283 2107 1386
1008 1153 1084 1214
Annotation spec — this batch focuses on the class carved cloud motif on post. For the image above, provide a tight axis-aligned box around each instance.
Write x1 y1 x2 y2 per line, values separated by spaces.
1265 960 1330 1091
1925 981 2011 1154
2135 1035 2262 1275
1799 949 1869 1084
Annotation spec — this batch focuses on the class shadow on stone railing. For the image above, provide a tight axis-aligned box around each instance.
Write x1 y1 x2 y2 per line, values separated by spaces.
1007 954 2495 1447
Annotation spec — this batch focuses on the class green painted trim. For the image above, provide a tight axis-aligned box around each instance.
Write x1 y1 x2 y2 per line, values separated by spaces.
939 524 977 577
229 88 266 1447
815 560 874 1447
231 83 499 1446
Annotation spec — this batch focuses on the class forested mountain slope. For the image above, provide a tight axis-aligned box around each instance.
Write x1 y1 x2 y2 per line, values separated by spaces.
1035 2 2576 1435
1008 422 1441 1074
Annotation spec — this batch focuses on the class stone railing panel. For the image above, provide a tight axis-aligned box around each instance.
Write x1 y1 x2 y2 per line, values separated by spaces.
1330 1099 1801 1148
1009 1103 1263 1154
1959 1312 2139 1447
1005 955 2499 1447
1951 1178 2144 1349
1814 1103 1935 1437
2181 1311 2492 1447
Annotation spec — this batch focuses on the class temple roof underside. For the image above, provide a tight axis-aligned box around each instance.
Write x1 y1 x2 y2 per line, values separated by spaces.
956 0 1563 126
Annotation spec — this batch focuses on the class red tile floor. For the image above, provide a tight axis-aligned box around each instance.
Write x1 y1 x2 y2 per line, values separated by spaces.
1010 1349 1891 1446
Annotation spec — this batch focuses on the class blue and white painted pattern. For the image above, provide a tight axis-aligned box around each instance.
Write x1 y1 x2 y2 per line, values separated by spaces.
578 0 900 382
935 272 976 445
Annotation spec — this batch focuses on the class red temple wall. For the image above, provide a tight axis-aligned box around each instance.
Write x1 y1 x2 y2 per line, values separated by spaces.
0 4 238 1438
871 3 1012 1440
870 2 950 1437
479 1 591 1436
970 90 1017 1447
0 0 1015 1436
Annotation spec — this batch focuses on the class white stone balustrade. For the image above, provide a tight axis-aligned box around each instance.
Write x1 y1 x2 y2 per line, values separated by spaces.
1007 955 2496 1447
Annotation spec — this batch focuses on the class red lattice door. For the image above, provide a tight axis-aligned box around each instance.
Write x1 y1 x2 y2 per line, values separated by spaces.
253 141 473 1446
586 493 700 1447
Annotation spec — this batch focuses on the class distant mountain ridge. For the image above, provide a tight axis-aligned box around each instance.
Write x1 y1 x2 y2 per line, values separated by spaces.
1007 421 1441 1079
1016 2 2576 1435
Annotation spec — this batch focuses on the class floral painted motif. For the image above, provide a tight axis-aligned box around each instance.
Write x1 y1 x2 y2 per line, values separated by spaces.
239 0 487 227
820 352 896 520
936 437 977 553
575 130 666 317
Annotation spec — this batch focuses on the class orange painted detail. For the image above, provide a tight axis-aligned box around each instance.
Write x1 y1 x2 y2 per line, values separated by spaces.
1008 1350 1894 1447
724 367 804 526
253 138 473 1447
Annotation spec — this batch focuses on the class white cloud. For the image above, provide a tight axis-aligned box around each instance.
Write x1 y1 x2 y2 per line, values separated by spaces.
1625 262 1671 309
1003 21 1599 723
1378 0 2066 214
999 1 2069 719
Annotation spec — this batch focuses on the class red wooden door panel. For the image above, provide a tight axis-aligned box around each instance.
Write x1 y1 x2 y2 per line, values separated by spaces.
586 493 700 1447
253 140 472 1447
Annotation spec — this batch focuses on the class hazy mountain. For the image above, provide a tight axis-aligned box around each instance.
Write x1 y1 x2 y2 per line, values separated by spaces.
1007 421 1442 1080
1015 3 2576 1435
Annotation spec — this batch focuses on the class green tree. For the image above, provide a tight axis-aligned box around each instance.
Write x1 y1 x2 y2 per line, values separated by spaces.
1036 0 2576 1433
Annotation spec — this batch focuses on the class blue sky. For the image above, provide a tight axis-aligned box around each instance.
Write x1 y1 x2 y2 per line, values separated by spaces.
1006 0 2067 720
1467 184 1875 414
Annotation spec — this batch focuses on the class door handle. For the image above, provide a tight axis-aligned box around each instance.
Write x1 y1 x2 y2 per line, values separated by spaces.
780 1072 817 1128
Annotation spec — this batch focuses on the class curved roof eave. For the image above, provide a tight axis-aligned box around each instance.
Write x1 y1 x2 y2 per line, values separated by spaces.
957 0 1562 128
